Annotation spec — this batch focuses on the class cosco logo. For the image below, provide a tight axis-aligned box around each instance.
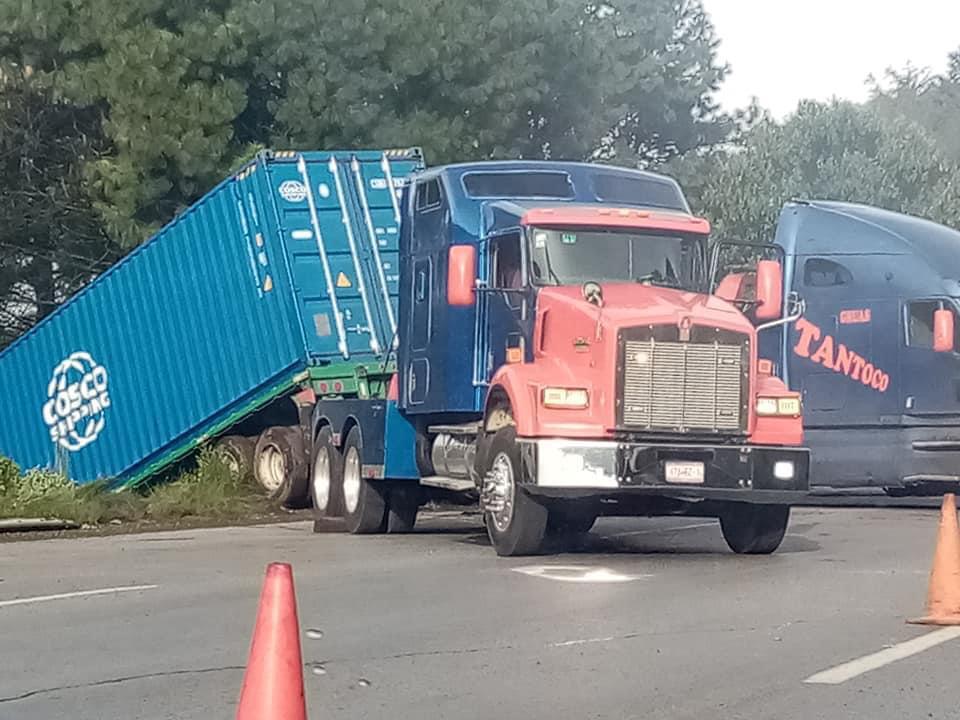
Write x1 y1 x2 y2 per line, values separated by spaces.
42 352 111 451
278 180 307 203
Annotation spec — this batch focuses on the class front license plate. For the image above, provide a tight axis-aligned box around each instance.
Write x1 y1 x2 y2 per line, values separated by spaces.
664 461 705 485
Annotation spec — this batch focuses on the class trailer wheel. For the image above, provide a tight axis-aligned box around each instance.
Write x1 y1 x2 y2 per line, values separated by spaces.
213 435 256 481
386 483 421 534
254 426 309 507
481 426 548 557
341 427 388 534
719 504 790 554
311 427 343 529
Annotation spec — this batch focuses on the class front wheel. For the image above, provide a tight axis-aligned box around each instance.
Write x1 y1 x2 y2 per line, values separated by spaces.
719 504 790 554
481 427 548 557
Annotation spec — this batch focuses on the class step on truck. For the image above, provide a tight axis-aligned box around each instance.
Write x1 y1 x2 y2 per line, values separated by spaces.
310 158 811 555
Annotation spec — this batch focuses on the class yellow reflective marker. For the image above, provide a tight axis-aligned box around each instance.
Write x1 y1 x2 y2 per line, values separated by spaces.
336 272 352 288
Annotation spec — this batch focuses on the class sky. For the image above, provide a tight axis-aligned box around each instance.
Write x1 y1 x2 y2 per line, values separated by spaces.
704 0 960 118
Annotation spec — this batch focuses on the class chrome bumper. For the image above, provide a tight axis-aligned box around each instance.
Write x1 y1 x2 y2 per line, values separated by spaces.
517 438 810 499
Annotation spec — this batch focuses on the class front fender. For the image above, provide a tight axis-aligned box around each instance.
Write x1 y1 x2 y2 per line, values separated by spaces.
485 360 612 439
750 374 804 446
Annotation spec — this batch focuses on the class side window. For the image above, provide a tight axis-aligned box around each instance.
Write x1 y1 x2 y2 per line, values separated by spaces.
906 300 960 350
491 234 523 290
804 258 852 287
415 179 441 212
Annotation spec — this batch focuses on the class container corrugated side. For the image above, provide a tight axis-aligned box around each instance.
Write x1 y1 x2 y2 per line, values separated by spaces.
0 157 304 484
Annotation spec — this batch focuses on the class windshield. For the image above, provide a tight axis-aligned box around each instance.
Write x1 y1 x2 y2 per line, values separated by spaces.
527 226 705 290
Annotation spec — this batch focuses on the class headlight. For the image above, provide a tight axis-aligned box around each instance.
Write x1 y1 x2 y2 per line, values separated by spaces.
542 387 589 409
756 395 801 417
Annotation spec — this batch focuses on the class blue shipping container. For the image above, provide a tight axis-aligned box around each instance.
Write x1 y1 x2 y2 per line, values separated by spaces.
0 148 424 485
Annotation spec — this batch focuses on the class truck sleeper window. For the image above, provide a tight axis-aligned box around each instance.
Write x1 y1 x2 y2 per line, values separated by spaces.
528 227 701 290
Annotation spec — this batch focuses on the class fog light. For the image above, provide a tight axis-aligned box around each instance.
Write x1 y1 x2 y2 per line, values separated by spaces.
773 460 795 480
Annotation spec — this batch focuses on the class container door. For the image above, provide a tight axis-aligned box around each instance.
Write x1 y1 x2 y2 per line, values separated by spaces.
787 255 899 427
264 151 422 363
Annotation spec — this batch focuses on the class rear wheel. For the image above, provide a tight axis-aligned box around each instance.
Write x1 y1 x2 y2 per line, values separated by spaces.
481 426 548 557
212 435 256 481
341 427 388 534
386 483 421 534
720 504 790 554
311 427 343 530
254 426 309 507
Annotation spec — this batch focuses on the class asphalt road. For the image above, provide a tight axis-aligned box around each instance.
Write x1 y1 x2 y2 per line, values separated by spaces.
0 506 956 720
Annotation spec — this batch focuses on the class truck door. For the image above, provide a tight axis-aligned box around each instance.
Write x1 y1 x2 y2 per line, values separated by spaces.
784 254 901 486
483 231 532 381
900 298 960 415
404 177 445 406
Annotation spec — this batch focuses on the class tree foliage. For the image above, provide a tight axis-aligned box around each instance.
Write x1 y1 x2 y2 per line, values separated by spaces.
0 74 120 349
679 101 960 244
868 55 960 167
0 0 732 247
0 0 733 346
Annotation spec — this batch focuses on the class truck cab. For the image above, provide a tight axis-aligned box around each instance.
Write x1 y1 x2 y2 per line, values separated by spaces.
310 160 810 556
763 201 960 495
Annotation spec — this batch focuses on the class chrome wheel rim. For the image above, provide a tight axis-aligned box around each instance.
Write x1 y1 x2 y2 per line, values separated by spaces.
343 446 361 514
312 447 330 511
258 444 286 492
489 451 515 533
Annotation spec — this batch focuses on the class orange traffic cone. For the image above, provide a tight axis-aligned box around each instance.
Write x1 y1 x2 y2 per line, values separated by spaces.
909 494 960 626
237 563 307 720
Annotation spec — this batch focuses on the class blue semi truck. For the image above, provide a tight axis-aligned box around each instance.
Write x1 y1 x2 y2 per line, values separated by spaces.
0 148 812 556
760 201 960 496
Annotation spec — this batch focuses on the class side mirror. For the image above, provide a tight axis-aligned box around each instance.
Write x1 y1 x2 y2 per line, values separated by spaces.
447 245 477 307
754 260 783 321
934 308 955 353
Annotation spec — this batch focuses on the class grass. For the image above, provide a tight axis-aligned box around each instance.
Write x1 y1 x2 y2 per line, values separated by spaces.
0 450 267 526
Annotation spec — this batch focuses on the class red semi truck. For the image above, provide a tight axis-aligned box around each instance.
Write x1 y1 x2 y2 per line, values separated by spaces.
306 158 811 556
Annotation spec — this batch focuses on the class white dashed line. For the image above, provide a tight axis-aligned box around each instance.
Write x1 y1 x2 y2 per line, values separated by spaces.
804 627 960 684
0 584 159 608
552 636 616 647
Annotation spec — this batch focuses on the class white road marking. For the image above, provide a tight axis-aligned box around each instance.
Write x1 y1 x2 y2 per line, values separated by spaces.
804 627 960 685
552 636 616 647
605 521 717 539
512 565 649 583
0 584 158 608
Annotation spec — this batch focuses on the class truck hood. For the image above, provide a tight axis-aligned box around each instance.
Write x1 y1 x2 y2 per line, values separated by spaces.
535 283 754 341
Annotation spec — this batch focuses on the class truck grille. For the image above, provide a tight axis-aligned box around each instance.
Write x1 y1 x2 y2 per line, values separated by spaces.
617 327 749 434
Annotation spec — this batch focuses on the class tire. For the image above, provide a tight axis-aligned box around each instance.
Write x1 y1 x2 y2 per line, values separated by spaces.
311 427 343 531
341 426 388 534
481 426 548 557
213 435 256 481
254 426 309 507
720 503 790 554
385 483 421 533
